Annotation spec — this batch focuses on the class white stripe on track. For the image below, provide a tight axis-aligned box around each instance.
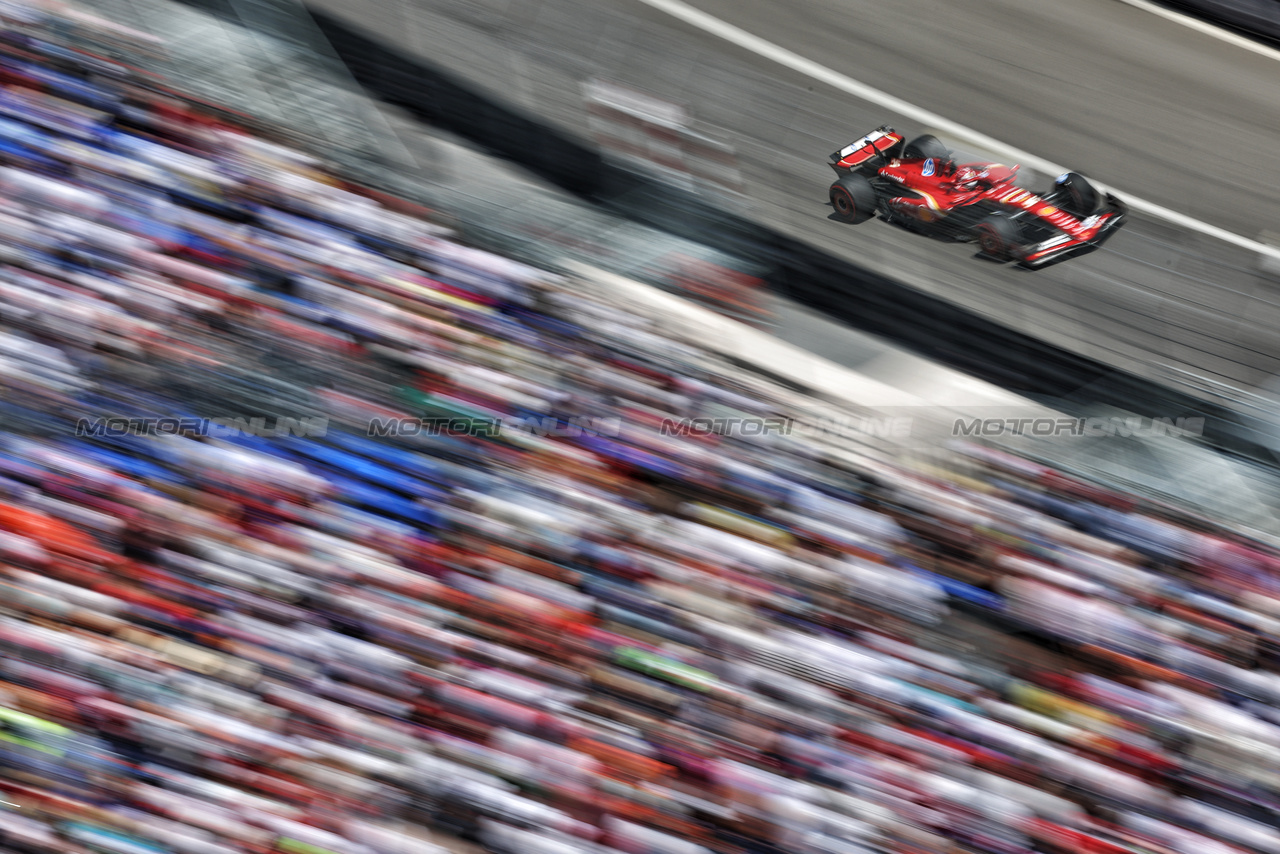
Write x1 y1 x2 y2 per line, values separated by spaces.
1113 0 1280 64
633 0 1280 262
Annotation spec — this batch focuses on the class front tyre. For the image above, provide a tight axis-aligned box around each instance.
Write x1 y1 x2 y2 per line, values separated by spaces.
1054 171 1101 217
829 173 878 224
975 214 1023 261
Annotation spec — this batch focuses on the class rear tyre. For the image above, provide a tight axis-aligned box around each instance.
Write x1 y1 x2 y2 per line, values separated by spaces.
975 214 1023 261
1054 171 1100 217
829 173 878 224
903 134 950 161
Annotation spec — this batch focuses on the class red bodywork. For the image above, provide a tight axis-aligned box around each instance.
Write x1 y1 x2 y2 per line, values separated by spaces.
878 158 1021 220
877 157 1120 263
829 128 1128 266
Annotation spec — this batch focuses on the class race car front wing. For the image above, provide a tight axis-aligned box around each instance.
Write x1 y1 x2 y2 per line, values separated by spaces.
1019 194 1129 269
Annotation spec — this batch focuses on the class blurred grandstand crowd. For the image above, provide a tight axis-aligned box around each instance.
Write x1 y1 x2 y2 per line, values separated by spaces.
5 3 1280 854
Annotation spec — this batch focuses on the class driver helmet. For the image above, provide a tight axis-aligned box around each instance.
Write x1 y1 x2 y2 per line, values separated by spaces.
952 165 981 190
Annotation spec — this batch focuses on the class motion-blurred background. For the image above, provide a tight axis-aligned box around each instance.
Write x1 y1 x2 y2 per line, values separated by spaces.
3 0 1280 853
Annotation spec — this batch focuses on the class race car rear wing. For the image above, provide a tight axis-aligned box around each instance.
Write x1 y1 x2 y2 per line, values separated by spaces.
830 126 904 172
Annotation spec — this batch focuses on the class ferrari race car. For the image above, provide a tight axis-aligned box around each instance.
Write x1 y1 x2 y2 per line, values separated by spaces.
827 127 1128 268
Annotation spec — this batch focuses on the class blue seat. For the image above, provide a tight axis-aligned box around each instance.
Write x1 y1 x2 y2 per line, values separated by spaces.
60 443 187 486
324 431 448 485
321 473 441 529
910 566 1004 610
281 439 448 503
577 434 689 480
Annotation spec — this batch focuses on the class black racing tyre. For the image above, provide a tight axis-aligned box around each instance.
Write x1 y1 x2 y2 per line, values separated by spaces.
829 173 878 224
903 134 950 161
975 214 1023 261
1055 171 1100 217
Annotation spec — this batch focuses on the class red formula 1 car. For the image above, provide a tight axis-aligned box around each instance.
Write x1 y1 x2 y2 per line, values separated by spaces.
827 127 1128 269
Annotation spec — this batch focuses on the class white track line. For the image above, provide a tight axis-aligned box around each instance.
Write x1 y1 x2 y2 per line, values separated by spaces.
633 0 1280 262
1114 0 1280 63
